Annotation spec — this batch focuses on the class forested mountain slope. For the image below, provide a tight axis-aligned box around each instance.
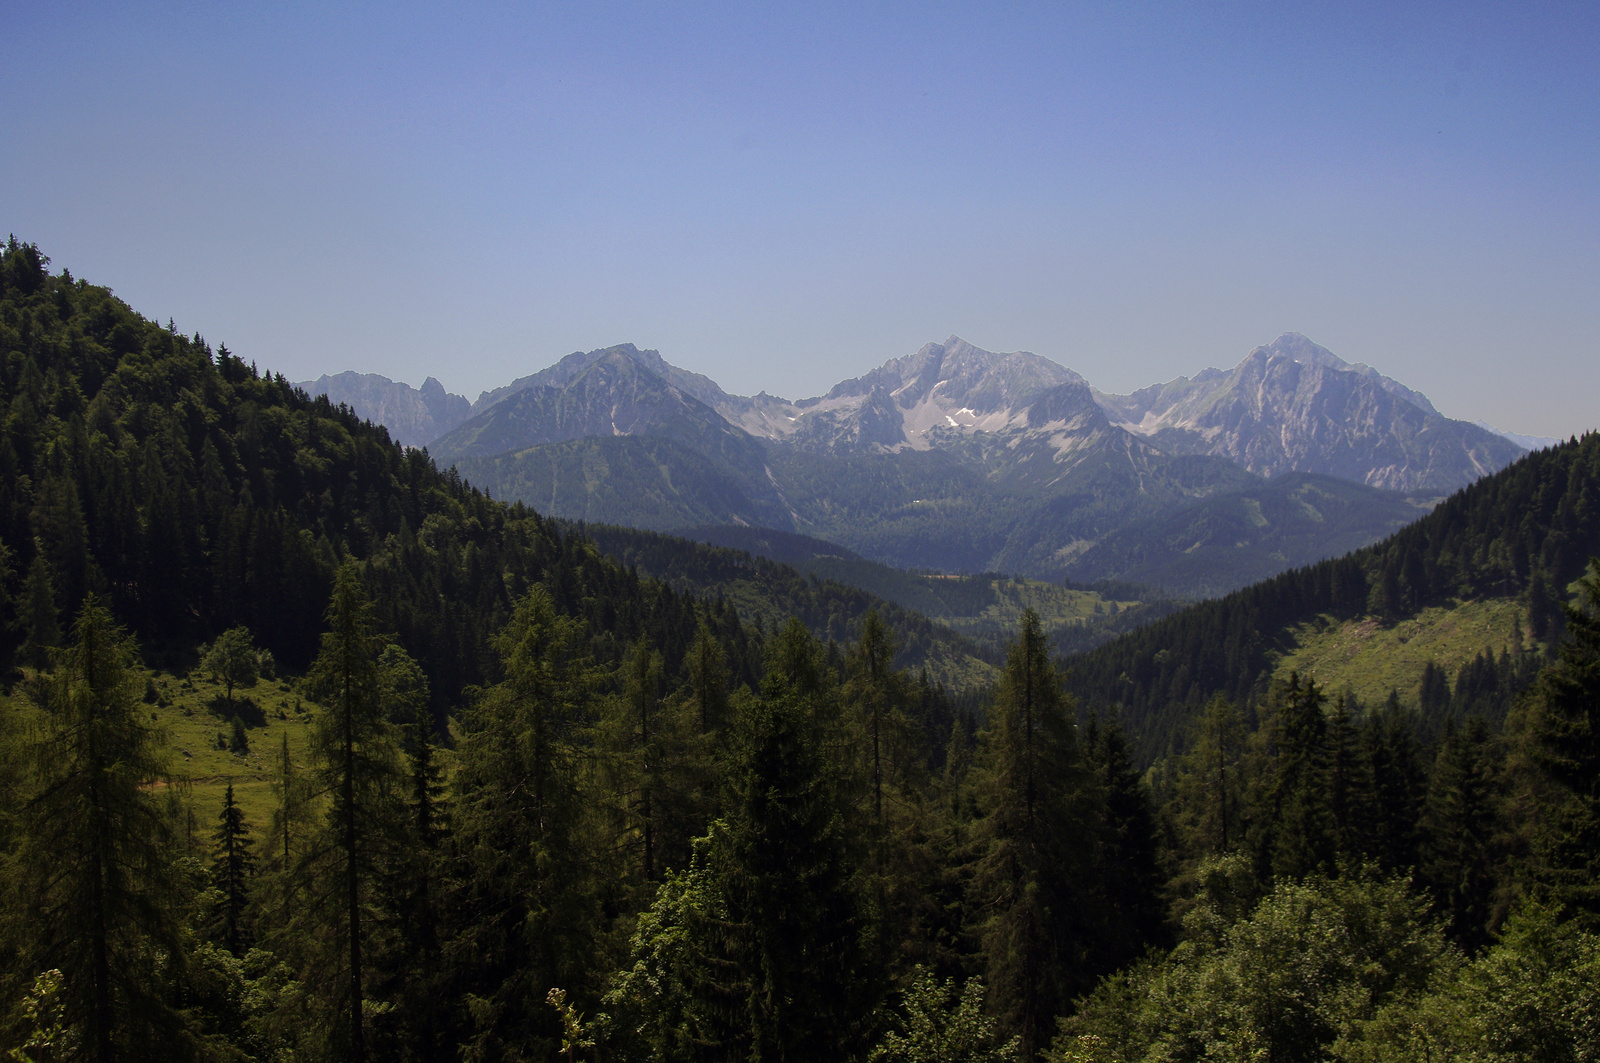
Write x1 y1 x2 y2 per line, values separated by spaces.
572 521 999 687
0 240 771 711
1062 472 1433 598
1067 430 1600 761
0 238 1000 704
0 238 1172 1062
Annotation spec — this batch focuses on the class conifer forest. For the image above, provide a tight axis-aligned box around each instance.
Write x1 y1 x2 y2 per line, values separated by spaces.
2 237 1599 1062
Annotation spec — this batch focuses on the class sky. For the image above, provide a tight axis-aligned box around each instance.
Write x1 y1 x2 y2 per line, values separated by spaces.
3 1 1596 438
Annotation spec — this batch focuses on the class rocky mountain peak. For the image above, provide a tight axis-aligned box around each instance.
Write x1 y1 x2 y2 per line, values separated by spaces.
1095 334 1518 492
296 370 472 447
1027 380 1106 430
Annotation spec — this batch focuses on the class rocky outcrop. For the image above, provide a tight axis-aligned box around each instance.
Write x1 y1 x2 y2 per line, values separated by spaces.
1094 333 1524 493
295 372 471 446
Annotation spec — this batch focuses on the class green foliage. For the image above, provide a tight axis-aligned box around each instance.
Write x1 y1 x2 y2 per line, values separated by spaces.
7 239 1600 1063
606 624 881 1062
0 238 749 733
203 627 260 704
6 968 73 1063
969 609 1098 1059
448 584 606 1061
870 968 1019 1063
1527 558 1600 921
208 784 257 956
6 597 187 1061
579 521 999 687
1064 473 1429 599
1354 902 1600 1062
602 826 745 1062
1054 865 1456 1063
717 621 879 1060
1419 717 1503 951
18 551 59 673
289 564 408 1063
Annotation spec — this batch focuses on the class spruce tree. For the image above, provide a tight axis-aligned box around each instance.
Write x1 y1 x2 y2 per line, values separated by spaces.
1263 674 1337 880
1419 661 1453 723
375 644 450 1063
1086 717 1168 973
969 609 1095 1060
1327 695 1377 862
0 537 18 674
210 782 257 956
1363 694 1426 873
1172 694 1245 856
718 621 877 1061
20 548 60 672
1420 717 1502 950
1529 558 1600 921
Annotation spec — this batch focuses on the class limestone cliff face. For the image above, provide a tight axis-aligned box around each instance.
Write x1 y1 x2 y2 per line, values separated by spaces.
295 372 472 447
1094 333 1524 493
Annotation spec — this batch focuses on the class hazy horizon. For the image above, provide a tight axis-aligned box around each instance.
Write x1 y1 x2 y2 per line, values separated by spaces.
5 2 1596 438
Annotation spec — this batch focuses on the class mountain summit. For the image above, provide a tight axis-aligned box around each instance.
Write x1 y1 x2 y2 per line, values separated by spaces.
307 331 1526 592
1092 333 1521 493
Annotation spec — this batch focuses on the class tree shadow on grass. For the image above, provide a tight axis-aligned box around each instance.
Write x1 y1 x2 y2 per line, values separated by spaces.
208 694 265 728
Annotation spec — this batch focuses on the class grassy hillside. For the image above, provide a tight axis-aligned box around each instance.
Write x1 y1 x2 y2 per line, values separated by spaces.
1272 597 1532 707
1065 431 1600 762
149 669 315 829
934 575 1145 642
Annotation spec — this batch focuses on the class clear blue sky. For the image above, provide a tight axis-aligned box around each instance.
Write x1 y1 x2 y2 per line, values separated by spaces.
4 1 1596 437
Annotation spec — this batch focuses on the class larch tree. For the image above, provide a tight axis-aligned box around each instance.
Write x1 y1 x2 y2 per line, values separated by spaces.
297 562 406 1063
13 595 184 1062
448 584 604 1060
685 618 730 735
844 610 909 843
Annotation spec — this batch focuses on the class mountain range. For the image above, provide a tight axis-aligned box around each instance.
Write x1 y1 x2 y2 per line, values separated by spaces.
298 333 1522 595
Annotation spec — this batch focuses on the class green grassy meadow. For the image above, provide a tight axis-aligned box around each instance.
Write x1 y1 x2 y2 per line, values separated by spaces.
145 668 317 833
935 576 1145 643
1272 597 1536 706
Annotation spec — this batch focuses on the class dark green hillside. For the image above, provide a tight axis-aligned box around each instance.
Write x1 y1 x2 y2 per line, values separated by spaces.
1067 431 1600 761
678 523 963 616
765 446 1022 572
1061 472 1432 597
573 521 999 687
662 523 1178 655
0 239 762 709
450 433 789 532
